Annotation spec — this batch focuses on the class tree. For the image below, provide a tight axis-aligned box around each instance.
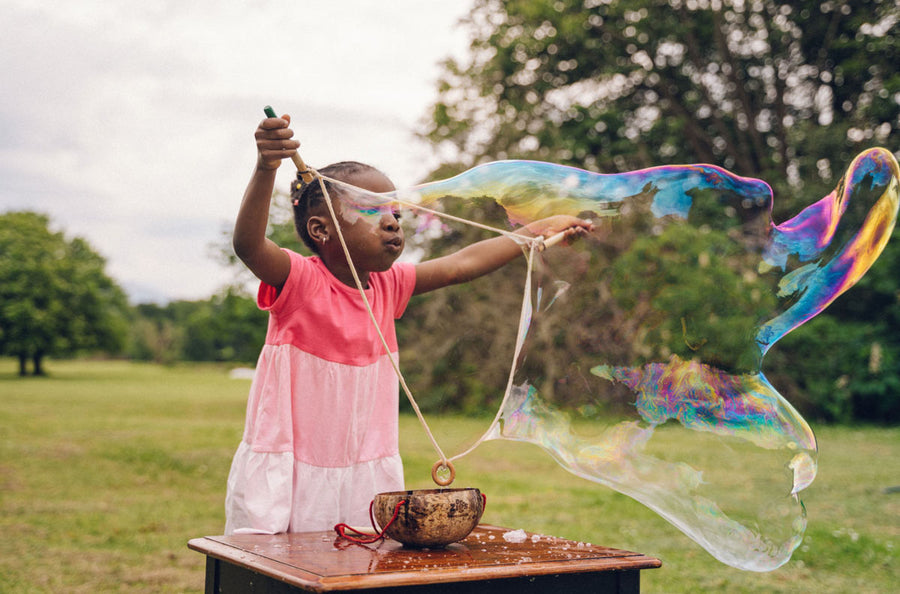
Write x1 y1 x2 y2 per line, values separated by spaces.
423 0 898 218
0 211 129 375
129 303 186 364
181 288 268 363
129 289 267 364
414 0 900 423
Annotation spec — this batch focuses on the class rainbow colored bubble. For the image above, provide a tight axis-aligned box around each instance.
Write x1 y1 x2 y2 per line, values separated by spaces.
383 147 898 571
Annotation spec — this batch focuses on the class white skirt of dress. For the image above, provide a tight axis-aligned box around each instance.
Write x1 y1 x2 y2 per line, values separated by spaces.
224 441 404 534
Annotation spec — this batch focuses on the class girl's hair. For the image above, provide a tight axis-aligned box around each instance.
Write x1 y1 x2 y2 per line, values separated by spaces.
290 161 382 254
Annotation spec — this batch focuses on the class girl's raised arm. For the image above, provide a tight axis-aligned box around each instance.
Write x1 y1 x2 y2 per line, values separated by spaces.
233 115 299 290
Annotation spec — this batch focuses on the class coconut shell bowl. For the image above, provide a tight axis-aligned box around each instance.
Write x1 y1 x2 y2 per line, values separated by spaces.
372 487 486 548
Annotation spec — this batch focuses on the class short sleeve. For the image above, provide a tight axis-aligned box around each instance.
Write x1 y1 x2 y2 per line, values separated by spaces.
257 250 314 314
390 262 417 319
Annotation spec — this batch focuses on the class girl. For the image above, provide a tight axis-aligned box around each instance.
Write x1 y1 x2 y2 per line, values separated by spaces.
225 112 593 534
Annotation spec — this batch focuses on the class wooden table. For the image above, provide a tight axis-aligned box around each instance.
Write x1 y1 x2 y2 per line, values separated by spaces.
188 525 660 593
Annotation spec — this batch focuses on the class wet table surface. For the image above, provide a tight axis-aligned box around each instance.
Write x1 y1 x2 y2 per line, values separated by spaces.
188 524 661 593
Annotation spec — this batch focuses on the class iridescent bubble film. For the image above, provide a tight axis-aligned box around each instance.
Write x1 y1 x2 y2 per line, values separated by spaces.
323 178 398 226
389 148 899 571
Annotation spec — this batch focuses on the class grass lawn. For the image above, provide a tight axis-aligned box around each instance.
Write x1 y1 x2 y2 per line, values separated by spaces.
0 359 897 592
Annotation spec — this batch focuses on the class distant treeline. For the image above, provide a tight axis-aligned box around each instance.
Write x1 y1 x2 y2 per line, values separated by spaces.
128 288 268 366
126 237 900 427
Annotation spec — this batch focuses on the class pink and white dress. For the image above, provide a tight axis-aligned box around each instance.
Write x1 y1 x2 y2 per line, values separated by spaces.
224 250 416 534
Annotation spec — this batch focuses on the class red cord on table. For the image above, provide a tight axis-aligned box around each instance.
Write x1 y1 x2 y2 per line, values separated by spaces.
334 499 406 544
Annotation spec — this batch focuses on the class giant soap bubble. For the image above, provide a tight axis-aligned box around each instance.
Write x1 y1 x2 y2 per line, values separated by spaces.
333 148 899 571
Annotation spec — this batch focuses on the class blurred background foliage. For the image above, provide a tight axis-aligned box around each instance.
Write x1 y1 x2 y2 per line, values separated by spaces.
412 0 900 424
409 0 900 423
2 0 898 424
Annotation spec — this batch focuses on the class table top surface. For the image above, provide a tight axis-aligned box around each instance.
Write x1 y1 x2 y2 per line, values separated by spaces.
189 524 661 592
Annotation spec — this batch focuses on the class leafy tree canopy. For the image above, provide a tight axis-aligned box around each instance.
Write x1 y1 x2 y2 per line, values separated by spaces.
413 0 900 423
0 211 129 375
423 0 898 218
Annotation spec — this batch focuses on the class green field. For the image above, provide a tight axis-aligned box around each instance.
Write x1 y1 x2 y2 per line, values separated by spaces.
1 360 897 592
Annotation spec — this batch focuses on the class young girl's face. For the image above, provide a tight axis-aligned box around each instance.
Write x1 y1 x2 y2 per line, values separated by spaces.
332 170 404 272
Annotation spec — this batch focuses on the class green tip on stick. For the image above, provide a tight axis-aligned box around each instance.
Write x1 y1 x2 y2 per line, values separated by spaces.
263 105 314 183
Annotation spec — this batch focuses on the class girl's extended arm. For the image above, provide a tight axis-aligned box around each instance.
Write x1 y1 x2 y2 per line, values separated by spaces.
413 216 593 295
233 115 300 289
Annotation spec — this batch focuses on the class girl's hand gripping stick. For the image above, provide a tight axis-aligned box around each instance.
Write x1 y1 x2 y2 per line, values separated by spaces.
538 220 592 251
264 105 315 185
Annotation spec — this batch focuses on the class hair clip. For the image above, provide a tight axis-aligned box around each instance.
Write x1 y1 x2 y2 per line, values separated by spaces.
294 170 313 191
292 171 312 207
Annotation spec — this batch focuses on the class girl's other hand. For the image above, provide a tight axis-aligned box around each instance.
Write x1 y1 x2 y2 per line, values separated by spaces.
526 215 594 243
255 114 301 170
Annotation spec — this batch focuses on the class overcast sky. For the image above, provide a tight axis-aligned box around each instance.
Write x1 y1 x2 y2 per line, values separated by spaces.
1 0 472 302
